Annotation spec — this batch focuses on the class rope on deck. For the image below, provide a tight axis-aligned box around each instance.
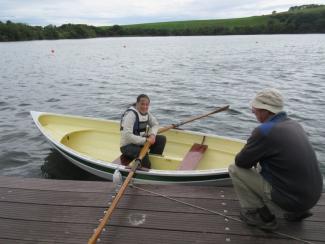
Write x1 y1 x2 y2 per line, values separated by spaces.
131 185 315 244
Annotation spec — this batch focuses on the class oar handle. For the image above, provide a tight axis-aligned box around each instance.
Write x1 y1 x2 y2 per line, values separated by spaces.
136 141 151 161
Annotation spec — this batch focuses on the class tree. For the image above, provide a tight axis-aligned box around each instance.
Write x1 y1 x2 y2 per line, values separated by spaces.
44 25 59 39
110 25 123 36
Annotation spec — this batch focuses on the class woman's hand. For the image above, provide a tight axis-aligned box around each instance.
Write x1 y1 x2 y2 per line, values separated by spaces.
147 134 156 144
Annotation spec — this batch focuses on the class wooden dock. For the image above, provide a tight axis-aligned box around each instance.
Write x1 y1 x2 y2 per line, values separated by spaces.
0 176 324 244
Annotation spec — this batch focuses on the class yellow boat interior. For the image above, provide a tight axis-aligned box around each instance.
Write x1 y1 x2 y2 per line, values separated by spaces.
37 113 244 171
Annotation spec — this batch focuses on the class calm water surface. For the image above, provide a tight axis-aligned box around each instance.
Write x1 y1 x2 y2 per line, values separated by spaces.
0 35 324 183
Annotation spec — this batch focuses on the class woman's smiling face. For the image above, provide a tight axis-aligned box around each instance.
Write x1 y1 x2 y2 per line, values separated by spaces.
136 97 150 114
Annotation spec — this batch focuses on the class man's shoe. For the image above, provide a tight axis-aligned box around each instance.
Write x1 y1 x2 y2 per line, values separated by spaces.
284 211 313 222
240 208 278 231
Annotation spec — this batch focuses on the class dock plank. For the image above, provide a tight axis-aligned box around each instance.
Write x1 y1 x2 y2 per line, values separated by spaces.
0 176 324 243
1 191 324 221
2 218 320 244
0 201 324 241
1 175 324 204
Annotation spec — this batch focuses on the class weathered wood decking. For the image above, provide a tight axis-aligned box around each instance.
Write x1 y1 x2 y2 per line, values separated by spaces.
0 176 324 244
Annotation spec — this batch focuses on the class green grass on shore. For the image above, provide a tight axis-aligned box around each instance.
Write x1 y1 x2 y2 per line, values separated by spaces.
124 16 270 30
122 5 325 30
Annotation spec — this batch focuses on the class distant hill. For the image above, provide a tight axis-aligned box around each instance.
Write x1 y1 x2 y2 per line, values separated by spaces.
120 4 325 35
1 4 325 41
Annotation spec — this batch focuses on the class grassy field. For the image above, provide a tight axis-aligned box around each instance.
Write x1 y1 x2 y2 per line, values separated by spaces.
122 5 325 31
124 16 270 30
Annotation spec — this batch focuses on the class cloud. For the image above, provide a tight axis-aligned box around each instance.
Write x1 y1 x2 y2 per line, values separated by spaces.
0 0 324 26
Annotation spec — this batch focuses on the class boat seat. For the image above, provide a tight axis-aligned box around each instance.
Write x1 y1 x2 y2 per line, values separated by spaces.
178 143 208 170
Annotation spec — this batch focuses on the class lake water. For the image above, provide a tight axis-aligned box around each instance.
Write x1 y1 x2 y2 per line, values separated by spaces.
0 35 325 182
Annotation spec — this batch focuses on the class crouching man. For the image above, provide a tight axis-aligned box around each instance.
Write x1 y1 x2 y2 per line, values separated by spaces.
229 88 323 231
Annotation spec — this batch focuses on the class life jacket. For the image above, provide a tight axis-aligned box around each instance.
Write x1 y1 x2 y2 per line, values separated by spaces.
120 107 149 136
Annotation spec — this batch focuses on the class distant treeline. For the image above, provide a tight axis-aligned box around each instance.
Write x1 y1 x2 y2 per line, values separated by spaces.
1 4 325 42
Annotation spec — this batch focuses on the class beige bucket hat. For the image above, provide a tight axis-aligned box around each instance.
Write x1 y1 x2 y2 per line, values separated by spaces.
251 88 284 114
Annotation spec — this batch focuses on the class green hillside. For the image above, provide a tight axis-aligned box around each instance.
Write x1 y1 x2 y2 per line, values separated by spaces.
121 5 325 35
125 4 325 28
124 15 270 30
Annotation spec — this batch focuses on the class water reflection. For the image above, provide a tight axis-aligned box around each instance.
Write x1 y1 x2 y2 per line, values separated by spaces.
41 149 104 181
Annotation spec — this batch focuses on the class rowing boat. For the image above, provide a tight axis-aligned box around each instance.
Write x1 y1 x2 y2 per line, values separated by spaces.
31 111 245 185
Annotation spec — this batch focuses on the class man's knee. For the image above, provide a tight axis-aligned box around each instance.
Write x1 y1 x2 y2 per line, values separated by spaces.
228 164 252 181
228 163 238 177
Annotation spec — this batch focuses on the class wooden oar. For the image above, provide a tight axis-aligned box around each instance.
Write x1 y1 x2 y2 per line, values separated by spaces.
88 105 229 244
158 105 229 133
88 142 150 244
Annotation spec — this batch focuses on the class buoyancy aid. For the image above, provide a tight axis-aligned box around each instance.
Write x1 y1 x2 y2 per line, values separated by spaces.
120 107 149 136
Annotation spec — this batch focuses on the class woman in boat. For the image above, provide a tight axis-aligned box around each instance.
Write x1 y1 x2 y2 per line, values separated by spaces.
120 94 166 168
229 88 323 231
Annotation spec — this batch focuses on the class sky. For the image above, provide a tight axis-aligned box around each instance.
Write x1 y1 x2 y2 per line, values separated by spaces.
1 0 324 26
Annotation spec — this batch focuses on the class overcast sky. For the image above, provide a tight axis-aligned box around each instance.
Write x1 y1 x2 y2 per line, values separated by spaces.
1 0 324 26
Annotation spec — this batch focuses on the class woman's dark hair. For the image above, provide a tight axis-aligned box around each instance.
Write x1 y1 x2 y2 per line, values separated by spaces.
132 94 150 106
137 94 150 103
